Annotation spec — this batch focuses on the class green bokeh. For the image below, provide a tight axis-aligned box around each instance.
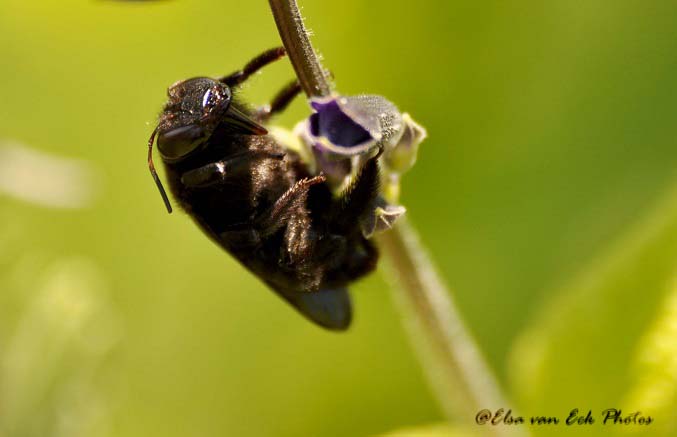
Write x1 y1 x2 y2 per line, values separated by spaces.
0 1 675 436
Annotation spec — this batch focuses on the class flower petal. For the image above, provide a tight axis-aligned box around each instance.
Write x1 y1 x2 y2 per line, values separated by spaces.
383 113 427 174
360 196 407 238
307 94 404 156
309 99 373 148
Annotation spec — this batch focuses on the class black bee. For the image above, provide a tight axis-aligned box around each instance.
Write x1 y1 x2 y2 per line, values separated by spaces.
147 47 381 330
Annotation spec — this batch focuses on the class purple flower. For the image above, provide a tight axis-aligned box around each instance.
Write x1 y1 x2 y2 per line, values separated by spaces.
309 99 372 150
311 146 352 187
291 93 427 238
382 113 427 175
307 94 403 156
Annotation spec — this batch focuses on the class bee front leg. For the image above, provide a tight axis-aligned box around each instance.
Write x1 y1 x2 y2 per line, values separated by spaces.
180 151 284 188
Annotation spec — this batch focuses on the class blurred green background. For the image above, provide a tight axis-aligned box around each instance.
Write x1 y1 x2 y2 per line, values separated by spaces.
0 1 676 436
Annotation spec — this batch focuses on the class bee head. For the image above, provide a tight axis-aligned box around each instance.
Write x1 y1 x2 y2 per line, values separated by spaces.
155 78 233 161
156 78 266 162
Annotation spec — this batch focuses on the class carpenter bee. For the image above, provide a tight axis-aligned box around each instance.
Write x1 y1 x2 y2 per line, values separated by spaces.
147 47 381 330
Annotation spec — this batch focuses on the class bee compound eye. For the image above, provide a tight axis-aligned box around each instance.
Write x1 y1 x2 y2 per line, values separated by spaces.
202 84 232 111
157 124 205 160
201 88 216 109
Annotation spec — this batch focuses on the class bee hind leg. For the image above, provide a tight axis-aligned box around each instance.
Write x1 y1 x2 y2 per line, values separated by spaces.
256 175 326 238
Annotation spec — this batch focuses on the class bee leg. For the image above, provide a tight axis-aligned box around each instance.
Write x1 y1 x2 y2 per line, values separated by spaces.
255 80 302 122
251 175 327 291
331 152 381 233
219 47 286 87
180 152 284 188
276 175 330 292
248 175 326 291
256 175 326 238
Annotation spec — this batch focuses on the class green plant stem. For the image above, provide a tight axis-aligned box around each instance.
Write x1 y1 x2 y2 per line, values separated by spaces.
268 0 331 98
267 2 521 433
378 219 520 436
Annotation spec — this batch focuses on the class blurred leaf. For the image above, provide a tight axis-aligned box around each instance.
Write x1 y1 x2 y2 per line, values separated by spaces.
509 180 677 436
621 278 677 435
0 258 120 437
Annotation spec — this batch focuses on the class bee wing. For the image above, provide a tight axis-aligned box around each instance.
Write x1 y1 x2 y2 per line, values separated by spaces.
277 286 352 331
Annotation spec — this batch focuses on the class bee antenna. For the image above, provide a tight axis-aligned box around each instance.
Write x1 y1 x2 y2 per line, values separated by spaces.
147 127 173 213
